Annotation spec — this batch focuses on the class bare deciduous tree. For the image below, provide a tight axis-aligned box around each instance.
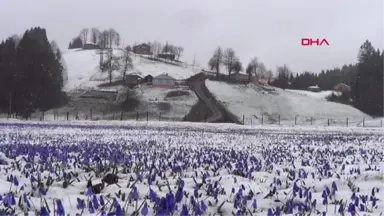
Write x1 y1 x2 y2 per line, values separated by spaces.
98 30 109 49
175 46 184 60
104 49 121 83
91 28 100 44
257 62 268 78
246 57 270 81
152 41 162 55
223 48 237 76
107 28 117 48
114 32 121 47
121 50 133 81
79 28 89 44
208 46 223 77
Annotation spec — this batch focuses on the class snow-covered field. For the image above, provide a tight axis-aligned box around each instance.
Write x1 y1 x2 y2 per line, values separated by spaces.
0 120 382 215
206 81 371 126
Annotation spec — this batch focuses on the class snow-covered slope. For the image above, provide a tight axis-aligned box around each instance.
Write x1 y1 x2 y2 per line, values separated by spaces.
131 55 199 80
206 80 371 126
62 49 101 91
286 89 338 100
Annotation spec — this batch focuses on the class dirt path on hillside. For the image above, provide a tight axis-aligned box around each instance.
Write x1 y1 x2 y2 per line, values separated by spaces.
187 73 242 124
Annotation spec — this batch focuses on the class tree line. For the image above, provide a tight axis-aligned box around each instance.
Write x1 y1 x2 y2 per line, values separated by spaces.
208 46 272 79
68 27 121 49
0 27 66 118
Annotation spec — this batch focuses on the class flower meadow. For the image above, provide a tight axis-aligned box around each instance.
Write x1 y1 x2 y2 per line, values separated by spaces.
0 121 383 216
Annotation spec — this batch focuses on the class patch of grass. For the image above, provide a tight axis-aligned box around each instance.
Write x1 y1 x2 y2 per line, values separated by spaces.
165 90 191 98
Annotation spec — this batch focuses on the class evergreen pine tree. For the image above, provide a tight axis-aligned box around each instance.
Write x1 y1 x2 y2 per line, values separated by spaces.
352 40 383 116
14 27 64 117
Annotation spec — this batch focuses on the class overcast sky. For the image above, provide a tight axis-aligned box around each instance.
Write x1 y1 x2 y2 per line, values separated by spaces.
0 0 382 73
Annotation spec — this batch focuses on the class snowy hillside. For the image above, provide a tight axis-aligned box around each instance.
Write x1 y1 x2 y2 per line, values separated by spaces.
206 80 371 126
62 49 199 92
130 55 199 80
286 89 338 100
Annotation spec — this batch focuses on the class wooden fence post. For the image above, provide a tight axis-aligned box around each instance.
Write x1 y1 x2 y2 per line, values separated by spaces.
159 112 161 121
136 112 139 121
363 118 365 127
90 109 93 120
261 115 264 125
278 115 280 125
147 111 149 121
242 115 245 124
66 112 69 120
327 119 330 126
295 116 297 125
310 117 313 125
346 118 348 127
120 110 123 121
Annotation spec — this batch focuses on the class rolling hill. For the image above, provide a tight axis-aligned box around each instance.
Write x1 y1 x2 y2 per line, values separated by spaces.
206 80 372 126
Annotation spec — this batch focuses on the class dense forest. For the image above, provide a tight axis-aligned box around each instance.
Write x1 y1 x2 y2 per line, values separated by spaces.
0 27 65 118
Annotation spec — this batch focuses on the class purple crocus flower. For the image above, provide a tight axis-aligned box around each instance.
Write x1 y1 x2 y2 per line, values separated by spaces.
56 199 65 216
13 176 19 186
40 207 50 216
180 204 188 216
86 186 94 197
99 195 105 206
141 202 149 216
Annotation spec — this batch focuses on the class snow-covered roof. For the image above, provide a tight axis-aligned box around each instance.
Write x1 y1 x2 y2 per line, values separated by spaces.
154 73 176 80
127 71 143 77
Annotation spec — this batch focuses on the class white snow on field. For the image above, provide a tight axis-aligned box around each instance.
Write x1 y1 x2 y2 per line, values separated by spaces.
206 80 371 126
286 89 339 100
62 49 102 91
134 85 198 120
0 121 382 215
131 55 199 80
